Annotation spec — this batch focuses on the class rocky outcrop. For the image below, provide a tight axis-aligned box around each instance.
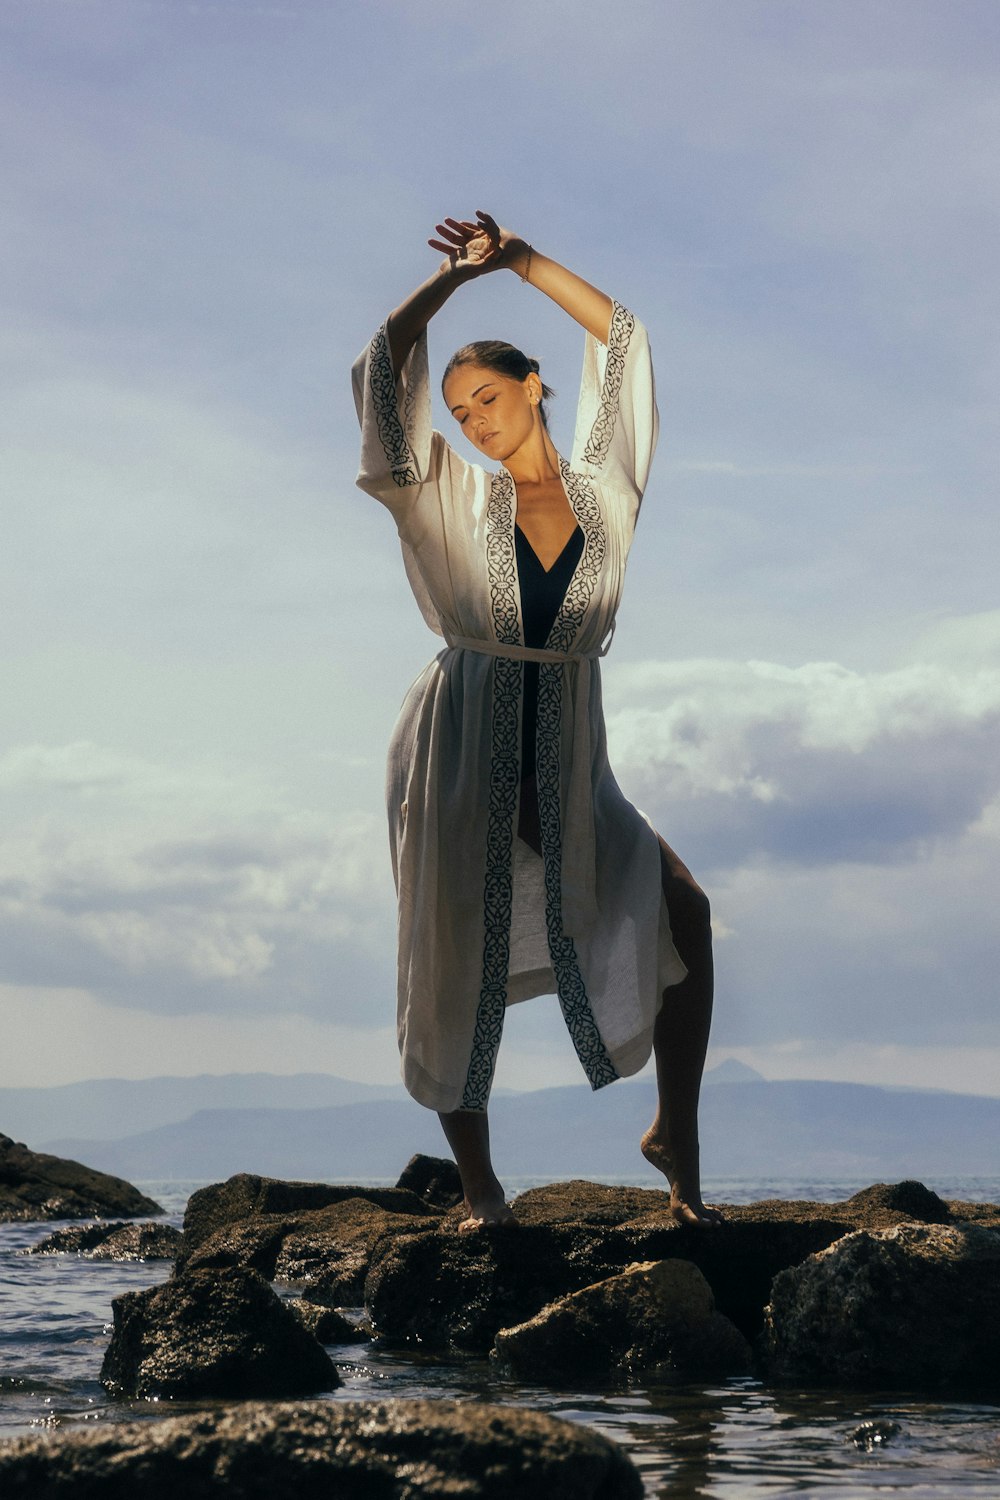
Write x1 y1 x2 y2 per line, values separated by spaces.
28 1221 181 1260
287 1298 360 1344
362 1176 997 1354
493 1259 752 1381
101 1266 338 1398
179 1172 434 1260
0 1134 162 1222
764 1221 1000 1389
395 1152 464 1208
0 1398 643 1498
181 1193 440 1302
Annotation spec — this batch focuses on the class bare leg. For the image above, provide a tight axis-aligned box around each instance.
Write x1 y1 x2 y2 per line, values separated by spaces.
642 836 725 1227
438 1108 516 1231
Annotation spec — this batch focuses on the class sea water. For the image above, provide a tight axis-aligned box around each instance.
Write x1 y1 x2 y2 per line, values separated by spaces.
2 1179 999 1498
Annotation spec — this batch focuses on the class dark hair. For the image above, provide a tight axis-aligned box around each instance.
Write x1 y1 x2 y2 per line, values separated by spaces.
442 340 556 428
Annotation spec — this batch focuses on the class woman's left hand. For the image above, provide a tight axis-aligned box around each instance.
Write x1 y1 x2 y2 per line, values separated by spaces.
428 211 528 278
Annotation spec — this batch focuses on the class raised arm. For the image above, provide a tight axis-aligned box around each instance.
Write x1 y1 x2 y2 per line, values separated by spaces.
387 211 615 372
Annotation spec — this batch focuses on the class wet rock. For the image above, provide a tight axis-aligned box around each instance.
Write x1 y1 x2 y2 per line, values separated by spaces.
179 1172 433 1261
100 1266 338 1398
0 1398 643 1498
844 1181 950 1224
182 1194 439 1302
493 1259 752 1382
28 1221 181 1260
511 1179 674 1226
364 1204 861 1351
764 1222 1000 1390
395 1151 463 1208
366 1221 630 1352
0 1134 162 1222
849 1418 903 1450
286 1298 358 1344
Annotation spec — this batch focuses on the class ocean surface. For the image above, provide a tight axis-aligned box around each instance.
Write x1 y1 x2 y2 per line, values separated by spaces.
3 1176 999 1498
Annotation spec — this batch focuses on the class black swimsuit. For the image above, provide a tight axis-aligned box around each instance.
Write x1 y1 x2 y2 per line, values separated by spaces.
515 522 585 781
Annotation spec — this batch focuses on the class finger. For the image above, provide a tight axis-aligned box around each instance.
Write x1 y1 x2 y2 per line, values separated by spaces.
428 240 458 253
434 224 467 245
476 210 501 232
443 217 473 235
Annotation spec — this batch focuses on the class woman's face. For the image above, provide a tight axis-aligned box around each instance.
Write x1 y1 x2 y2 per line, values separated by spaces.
443 364 540 461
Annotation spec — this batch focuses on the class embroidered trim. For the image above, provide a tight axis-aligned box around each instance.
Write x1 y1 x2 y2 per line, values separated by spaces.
582 301 635 469
549 462 605 653
461 470 522 1110
369 323 418 488
536 659 618 1090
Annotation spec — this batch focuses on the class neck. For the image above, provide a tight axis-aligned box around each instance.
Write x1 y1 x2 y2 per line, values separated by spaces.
502 423 561 486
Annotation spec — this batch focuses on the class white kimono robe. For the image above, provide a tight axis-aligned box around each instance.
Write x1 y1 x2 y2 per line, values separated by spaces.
352 301 686 1113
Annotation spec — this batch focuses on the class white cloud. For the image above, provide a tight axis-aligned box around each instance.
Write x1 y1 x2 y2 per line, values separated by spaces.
0 742 395 1018
606 649 1000 868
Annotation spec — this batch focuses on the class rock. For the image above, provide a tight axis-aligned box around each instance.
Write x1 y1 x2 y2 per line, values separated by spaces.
179 1172 434 1261
286 1298 358 1344
0 1398 643 1498
100 1266 338 1398
764 1221 1000 1390
28 1221 181 1260
395 1152 463 1208
849 1419 902 1450
511 1179 674 1226
181 1194 440 1302
844 1181 951 1224
0 1134 162 1222
364 1204 862 1351
492 1259 752 1382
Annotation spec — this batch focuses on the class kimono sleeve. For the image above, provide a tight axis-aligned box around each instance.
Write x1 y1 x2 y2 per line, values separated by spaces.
570 301 659 514
352 321 438 526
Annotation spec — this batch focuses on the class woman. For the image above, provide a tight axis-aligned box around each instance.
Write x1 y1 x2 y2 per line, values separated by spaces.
353 212 721 1229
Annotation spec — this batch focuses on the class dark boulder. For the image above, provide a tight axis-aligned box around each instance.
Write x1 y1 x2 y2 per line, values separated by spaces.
493 1259 752 1382
28 1221 181 1260
100 1266 338 1398
180 1194 439 1302
844 1181 951 1224
0 1398 643 1498
395 1152 463 1208
0 1134 162 1222
179 1172 433 1260
764 1221 1000 1390
364 1201 865 1351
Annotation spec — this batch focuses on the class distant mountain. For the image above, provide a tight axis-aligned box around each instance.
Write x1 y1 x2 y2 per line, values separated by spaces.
0 1073 405 1149
42 1076 1000 1185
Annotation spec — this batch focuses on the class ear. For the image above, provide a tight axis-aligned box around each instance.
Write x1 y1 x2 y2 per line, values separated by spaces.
526 373 543 405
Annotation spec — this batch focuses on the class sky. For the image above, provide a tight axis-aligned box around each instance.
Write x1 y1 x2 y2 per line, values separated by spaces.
2 0 998 1099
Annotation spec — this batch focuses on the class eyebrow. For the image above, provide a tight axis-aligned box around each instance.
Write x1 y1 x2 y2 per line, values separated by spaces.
449 381 496 414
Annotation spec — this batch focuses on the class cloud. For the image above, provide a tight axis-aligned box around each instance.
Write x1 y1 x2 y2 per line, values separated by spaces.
606 651 1000 869
0 742 396 1020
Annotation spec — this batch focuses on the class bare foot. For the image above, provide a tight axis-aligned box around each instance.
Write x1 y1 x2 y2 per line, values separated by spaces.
457 1192 517 1233
641 1127 725 1228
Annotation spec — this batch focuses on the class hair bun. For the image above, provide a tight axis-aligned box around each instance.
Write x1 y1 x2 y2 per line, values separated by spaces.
527 357 540 373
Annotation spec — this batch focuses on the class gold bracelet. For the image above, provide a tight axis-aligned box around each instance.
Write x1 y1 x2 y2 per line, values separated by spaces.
520 245 533 284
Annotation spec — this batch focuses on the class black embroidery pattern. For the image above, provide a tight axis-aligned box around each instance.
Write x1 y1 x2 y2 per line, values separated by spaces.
582 302 635 469
549 462 605 654
369 323 418 488
461 470 521 1111
536 660 618 1090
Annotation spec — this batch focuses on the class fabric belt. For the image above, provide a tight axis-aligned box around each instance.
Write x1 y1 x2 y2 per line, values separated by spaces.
443 625 615 662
